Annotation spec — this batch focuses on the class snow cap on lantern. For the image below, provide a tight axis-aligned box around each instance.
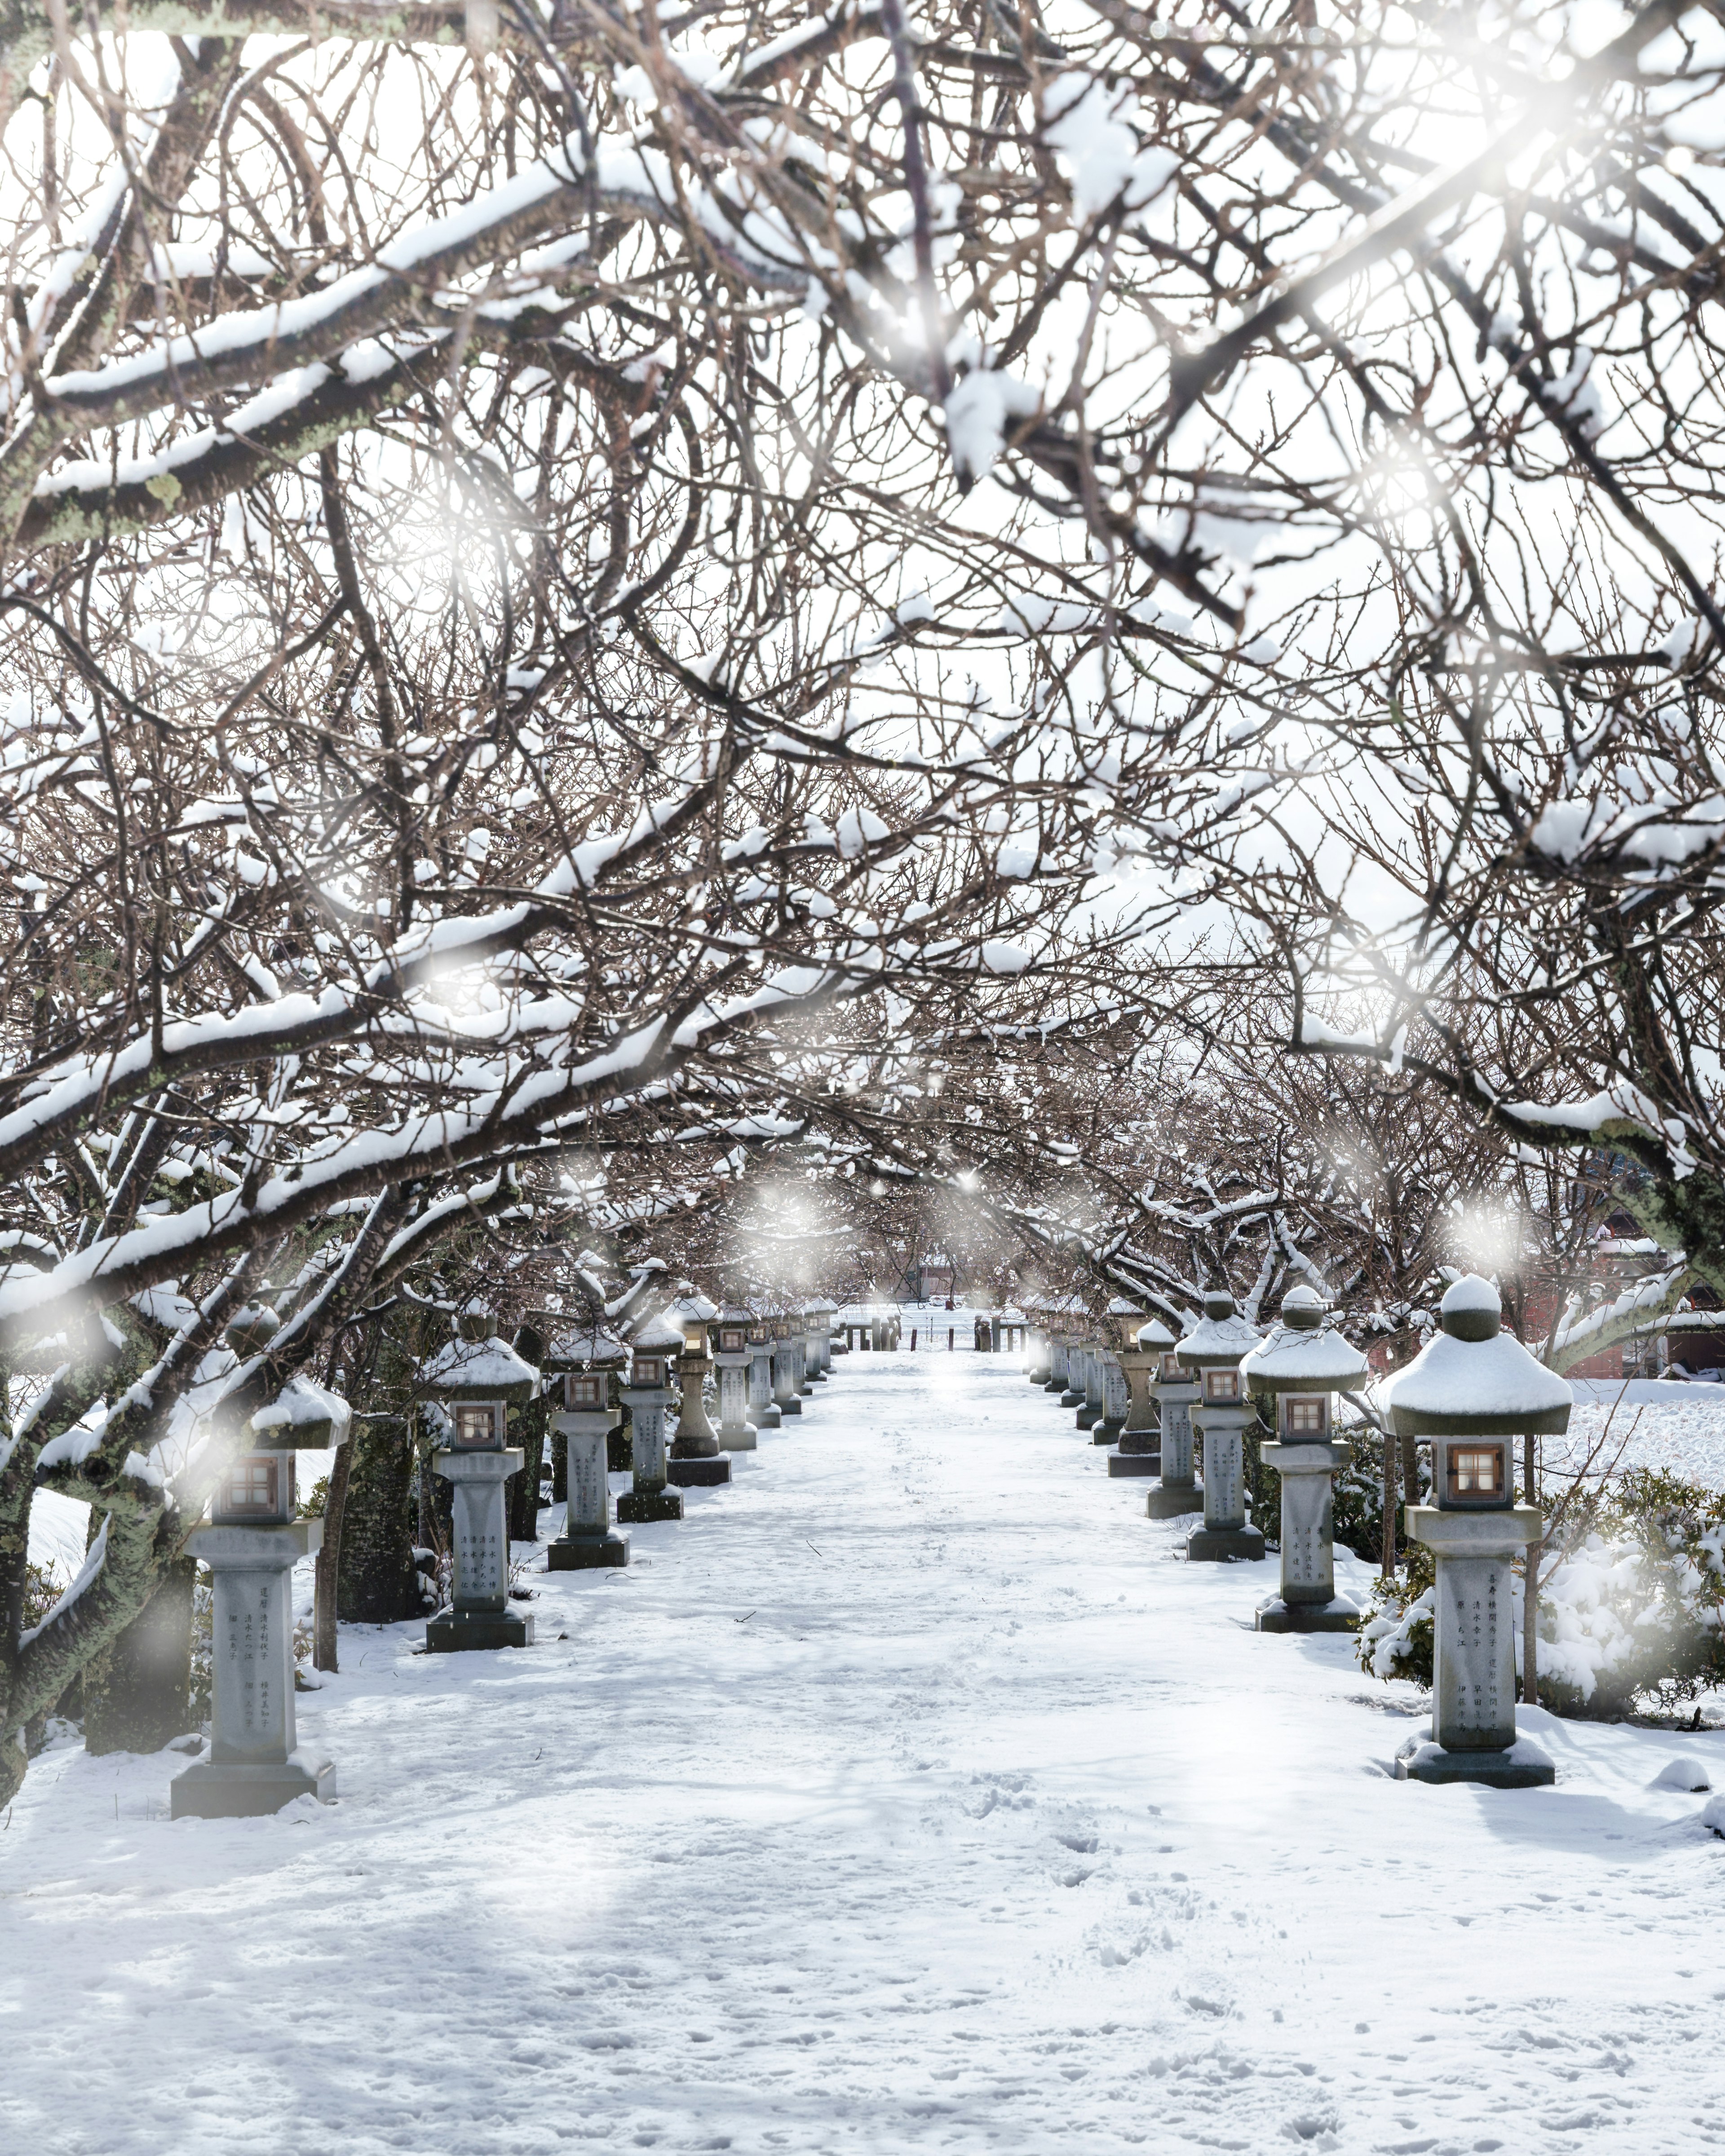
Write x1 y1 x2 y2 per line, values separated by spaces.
1241 1283 1368 1438
1174 1286 1260 1402
1384 1277 1571 1434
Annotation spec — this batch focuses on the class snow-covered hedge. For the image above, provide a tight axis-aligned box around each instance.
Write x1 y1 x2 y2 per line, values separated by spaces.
1356 1469 1725 1716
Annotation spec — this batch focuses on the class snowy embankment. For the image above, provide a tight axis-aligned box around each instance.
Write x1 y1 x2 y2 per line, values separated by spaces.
4 1349 1722 2156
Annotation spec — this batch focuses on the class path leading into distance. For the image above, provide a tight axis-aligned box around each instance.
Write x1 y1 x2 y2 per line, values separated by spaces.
4 1348 1722 2155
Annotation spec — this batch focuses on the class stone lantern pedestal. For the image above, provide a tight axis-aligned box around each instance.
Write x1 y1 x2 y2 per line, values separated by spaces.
1245 1286 1368 1633
172 1516 332 1816
747 1320 782 1431
1026 1323 1053 1387
1146 1324 1202 1518
1093 1352 1128 1445
714 1304 756 1450
806 1299 836 1382
1046 1330 1070 1397
1058 1328 1085 1409
1181 1289 1266 1563
1075 1338 1104 1430
668 1312 731 1489
428 1446 532 1648
1386 1276 1566 1789
1109 1320 1162 1478
771 1317 803 1416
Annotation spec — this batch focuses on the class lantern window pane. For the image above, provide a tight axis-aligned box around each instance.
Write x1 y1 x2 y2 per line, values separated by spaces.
1286 1397 1327 1434
636 1357 662 1386
455 1402 501 1448
221 1455 280 1516
567 1374 601 1408
1205 1370 1238 1400
1160 1355 1182 1380
1449 1445 1504 1498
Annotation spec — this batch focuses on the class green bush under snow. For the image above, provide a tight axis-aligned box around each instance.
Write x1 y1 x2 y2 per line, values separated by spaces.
1357 1469 1725 1717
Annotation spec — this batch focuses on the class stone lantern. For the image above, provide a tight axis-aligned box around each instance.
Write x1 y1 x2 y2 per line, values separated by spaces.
1145 1319 1203 1517
1071 1325 1102 1428
789 1303 815 1397
618 1313 687 1523
1046 1311 1072 1397
1243 1284 1369 1631
1025 1310 1053 1388
1110 1313 1162 1479
714 1303 756 1449
668 1297 731 1489
770 1312 803 1416
1385 1275 1568 1789
746 1309 781 1429
172 1316 351 1818
1058 1307 1086 1408
541 1321 630 1571
1092 1299 1142 1446
422 1308 538 1651
805 1298 837 1382
1178 1288 1266 1562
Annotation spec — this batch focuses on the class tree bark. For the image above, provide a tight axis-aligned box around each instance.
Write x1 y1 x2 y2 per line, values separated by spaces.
1522 1432 1540 1709
81 1555 195 1753
336 1415 421 1622
313 1439 352 1671
1380 1429 1399 1580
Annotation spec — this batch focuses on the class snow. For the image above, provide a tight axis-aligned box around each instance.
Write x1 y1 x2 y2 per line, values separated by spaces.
419 1335 540 1392
1441 1273 1500 1315
1240 1321 1368 1387
1383 1284 1575 1423
248 1375 352 1445
942 366 1041 487
4 1352 1724 2154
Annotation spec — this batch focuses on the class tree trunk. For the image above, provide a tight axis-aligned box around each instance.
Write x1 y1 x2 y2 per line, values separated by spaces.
1522 1431 1539 1709
336 1414 421 1622
82 1555 195 1753
1380 1429 1399 1580
313 1439 352 1671
509 1394 547 1544
1399 1434 1420 1513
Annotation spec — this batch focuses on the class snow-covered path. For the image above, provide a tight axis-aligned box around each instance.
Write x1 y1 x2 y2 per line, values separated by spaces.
5 1351 1724 2156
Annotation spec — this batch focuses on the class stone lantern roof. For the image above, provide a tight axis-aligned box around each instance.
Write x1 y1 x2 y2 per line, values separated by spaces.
248 1374 352 1449
1241 1285 1368 1394
1173 1288 1261 1371
805 1296 838 1317
540 1320 628 1370
1137 1317 1177 1351
667 1291 718 1326
420 1328 540 1404
1383 1275 1572 1437
632 1311 689 1356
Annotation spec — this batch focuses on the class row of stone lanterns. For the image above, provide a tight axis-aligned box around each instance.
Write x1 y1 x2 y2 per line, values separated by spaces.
172 1287 849 1818
1022 1270 1566 1791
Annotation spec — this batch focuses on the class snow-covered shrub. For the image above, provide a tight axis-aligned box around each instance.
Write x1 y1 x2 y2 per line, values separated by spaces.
1356 1543 1435 1688
1537 1471 1725 1717
1355 1471 1725 1717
